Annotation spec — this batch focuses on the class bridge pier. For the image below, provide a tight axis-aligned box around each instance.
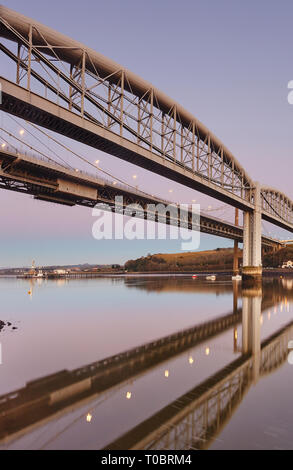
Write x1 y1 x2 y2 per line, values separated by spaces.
233 208 239 275
242 182 262 284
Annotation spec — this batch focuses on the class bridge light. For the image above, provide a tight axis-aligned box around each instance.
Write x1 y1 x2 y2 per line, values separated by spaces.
86 413 92 423
126 391 132 399
168 189 173 193
192 199 196 203
75 169 79 172
19 129 25 136
95 160 100 165
132 174 137 180
1 143 6 148
164 370 169 378
205 347 210 356
113 181 117 185
188 356 194 365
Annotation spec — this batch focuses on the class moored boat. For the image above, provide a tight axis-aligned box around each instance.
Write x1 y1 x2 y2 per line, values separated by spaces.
232 274 242 281
206 275 216 281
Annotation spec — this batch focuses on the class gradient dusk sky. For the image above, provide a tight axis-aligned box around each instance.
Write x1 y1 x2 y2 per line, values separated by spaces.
1 0 293 267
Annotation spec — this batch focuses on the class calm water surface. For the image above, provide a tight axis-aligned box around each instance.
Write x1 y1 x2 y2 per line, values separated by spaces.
0 275 293 450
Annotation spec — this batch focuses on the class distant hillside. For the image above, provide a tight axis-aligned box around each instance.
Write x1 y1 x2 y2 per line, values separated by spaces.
263 245 293 268
125 248 239 272
125 244 293 272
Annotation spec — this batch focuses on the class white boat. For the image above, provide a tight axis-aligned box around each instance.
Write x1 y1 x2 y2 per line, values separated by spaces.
36 270 44 278
206 275 216 281
232 274 242 281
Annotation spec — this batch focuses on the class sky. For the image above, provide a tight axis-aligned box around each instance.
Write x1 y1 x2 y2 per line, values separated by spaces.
1 0 293 267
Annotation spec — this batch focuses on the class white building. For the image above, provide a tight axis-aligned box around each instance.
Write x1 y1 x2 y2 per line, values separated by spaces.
282 260 293 269
54 269 68 275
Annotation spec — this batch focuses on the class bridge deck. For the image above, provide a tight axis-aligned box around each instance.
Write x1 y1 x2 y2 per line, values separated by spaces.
0 146 281 247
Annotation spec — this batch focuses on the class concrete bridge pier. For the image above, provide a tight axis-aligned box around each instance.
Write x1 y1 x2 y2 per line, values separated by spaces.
233 208 240 275
242 182 262 283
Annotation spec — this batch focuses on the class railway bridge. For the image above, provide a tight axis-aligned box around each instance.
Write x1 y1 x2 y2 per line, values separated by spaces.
0 5 292 278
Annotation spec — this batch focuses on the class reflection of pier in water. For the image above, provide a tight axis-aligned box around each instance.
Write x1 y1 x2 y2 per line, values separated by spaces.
106 334 291 450
0 282 291 447
105 292 291 450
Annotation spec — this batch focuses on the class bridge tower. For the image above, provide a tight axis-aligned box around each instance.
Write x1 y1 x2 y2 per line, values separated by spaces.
242 182 262 282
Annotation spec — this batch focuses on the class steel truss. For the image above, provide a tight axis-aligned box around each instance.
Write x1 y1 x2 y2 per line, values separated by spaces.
0 6 293 231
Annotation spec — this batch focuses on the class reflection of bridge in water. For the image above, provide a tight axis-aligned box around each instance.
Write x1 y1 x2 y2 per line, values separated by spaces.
0 308 243 443
0 283 291 447
105 313 292 450
125 276 293 305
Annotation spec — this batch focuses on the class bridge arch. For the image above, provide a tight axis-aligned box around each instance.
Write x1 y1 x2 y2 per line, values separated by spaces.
0 4 253 204
1 3 293 273
261 185 293 228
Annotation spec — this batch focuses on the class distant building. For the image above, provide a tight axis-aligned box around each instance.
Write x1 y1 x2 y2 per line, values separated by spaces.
54 269 68 275
282 260 293 269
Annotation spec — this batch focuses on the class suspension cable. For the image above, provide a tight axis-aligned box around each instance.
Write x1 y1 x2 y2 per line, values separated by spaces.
7 115 74 169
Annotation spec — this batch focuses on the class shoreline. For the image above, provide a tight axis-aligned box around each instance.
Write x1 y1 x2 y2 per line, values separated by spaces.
1 268 293 279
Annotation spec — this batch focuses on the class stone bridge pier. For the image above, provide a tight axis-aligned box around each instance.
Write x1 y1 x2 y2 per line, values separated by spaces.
242 182 262 282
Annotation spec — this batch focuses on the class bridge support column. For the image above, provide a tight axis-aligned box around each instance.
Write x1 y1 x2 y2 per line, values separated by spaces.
233 208 239 275
242 182 262 283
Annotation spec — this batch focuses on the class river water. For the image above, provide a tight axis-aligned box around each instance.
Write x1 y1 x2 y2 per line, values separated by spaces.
0 275 293 450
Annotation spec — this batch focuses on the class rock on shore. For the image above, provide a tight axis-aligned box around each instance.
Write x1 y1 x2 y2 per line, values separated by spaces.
0 320 17 332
